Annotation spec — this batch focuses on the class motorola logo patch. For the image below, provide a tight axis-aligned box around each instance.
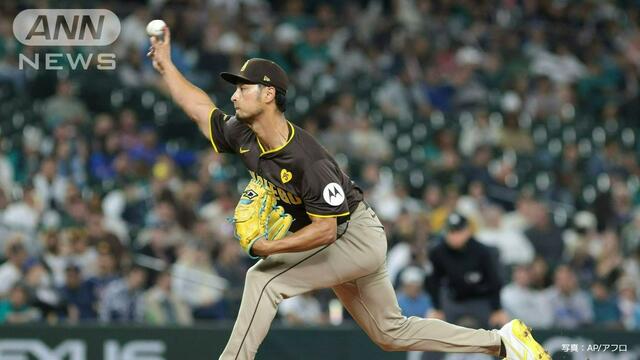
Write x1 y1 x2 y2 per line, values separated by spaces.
323 183 345 206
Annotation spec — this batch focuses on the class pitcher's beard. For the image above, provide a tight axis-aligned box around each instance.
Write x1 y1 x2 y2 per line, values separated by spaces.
235 110 262 123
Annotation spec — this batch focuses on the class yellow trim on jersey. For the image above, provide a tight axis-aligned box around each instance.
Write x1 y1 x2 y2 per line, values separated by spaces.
306 211 350 218
208 107 220 153
257 121 295 156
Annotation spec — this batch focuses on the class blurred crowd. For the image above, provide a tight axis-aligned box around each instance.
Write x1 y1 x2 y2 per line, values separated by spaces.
0 0 639 330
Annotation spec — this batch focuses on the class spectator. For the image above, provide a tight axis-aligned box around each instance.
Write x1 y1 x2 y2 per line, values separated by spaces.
66 229 99 278
279 291 325 326
143 271 192 326
461 147 493 190
529 257 552 290
617 276 640 330
396 266 432 318
23 260 60 321
349 118 392 162
523 76 562 120
172 243 227 320
475 205 535 266
86 211 125 258
501 192 535 233
214 240 249 317
99 266 147 323
0 284 41 324
425 130 461 183
117 109 141 151
59 264 97 322
499 117 534 155
590 280 621 329
89 131 121 182
40 230 67 287
116 7 150 57
0 151 14 196
564 211 599 287
2 185 42 236
563 211 599 260
41 79 89 129
129 127 163 167
0 187 7 214
33 157 67 212
387 221 431 286
53 138 87 187
524 203 565 267
458 110 500 156
87 252 120 299
546 265 593 329
595 231 624 288
144 198 188 248
501 265 553 329
621 209 640 254
428 186 461 233
0 239 28 297
456 181 490 224
59 196 89 229
137 225 177 272
623 247 640 297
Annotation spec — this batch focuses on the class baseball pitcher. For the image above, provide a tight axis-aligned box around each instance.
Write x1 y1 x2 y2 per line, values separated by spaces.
148 26 548 360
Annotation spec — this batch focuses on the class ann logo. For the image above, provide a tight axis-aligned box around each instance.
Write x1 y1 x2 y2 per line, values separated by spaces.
13 10 120 70
13 9 120 46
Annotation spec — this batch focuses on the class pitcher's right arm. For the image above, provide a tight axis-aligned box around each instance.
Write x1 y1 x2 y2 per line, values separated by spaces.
147 26 214 139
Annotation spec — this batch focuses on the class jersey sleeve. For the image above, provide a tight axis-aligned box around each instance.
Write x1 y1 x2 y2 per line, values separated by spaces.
208 107 240 153
301 159 350 218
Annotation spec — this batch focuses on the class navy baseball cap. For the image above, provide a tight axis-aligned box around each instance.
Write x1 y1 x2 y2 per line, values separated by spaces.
446 212 468 231
220 58 289 94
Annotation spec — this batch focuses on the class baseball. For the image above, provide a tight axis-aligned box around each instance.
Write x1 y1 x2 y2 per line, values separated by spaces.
146 19 166 37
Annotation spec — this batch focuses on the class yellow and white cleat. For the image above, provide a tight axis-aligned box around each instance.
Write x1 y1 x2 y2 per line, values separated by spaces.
498 319 551 360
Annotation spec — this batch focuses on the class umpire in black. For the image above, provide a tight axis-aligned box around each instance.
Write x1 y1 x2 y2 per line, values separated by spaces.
426 212 508 329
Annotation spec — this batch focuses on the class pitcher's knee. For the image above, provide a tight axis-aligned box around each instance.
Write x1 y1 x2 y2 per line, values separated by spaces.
374 336 403 352
372 318 413 352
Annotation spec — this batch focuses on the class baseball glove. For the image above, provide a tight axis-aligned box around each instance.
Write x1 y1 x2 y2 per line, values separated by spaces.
230 179 293 258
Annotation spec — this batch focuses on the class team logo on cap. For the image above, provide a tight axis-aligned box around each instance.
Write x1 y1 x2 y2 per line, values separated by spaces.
263 75 270 82
241 60 250 72
323 183 345 206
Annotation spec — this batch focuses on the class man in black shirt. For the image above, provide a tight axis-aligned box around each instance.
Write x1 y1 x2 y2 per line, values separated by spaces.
148 26 548 360
427 213 509 329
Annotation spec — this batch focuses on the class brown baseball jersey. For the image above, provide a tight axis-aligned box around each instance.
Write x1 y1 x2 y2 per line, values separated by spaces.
208 107 364 232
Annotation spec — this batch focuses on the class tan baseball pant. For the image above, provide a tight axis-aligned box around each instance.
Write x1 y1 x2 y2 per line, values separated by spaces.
219 203 502 359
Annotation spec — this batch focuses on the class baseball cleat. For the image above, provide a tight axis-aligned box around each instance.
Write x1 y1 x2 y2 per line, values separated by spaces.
498 319 550 360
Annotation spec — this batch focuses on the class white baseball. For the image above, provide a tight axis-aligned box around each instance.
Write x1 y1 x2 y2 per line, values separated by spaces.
146 19 166 37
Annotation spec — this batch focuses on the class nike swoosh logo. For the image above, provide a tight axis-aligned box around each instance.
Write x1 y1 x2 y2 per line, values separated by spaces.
239 147 250 154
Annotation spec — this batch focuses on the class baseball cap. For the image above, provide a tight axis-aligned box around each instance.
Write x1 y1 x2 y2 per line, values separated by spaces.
400 266 426 285
445 212 468 231
220 58 289 94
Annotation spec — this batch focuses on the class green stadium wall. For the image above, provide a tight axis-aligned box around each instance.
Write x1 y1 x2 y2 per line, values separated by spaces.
0 323 637 359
